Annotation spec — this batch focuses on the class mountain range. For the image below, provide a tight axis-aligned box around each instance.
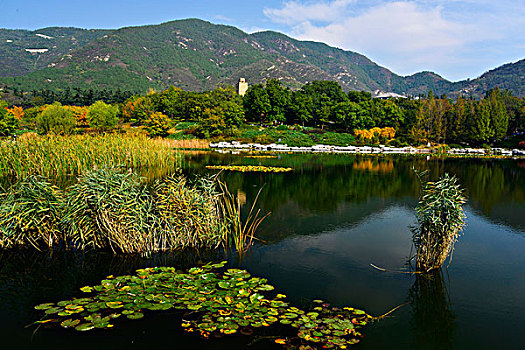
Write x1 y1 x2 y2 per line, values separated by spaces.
1 19 523 97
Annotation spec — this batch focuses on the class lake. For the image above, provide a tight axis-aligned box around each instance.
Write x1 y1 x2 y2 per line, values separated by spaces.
1 152 524 349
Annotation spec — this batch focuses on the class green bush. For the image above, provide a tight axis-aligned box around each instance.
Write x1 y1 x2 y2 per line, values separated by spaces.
0 99 19 137
37 102 76 135
88 101 120 132
0 176 63 249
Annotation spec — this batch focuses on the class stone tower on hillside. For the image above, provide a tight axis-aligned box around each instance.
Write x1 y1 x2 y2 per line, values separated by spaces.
237 78 248 96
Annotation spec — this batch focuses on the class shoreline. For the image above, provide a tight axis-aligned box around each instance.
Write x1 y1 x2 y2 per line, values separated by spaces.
210 141 525 157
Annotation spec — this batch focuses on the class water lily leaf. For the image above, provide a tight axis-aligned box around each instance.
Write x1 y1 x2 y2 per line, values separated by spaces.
187 304 202 311
80 286 93 293
249 293 263 304
147 303 172 311
106 301 123 309
127 312 144 320
34 303 55 310
256 284 274 291
354 309 366 315
75 323 95 331
44 307 62 315
307 312 319 319
189 267 203 275
60 319 80 328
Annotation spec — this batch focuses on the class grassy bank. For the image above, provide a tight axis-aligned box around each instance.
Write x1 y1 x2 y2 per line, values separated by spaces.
0 168 263 253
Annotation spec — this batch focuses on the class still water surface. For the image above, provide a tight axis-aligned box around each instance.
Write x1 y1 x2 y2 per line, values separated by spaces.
1 153 524 349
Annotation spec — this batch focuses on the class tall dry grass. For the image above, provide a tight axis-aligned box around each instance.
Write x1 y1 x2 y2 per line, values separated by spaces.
0 134 181 181
0 168 266 254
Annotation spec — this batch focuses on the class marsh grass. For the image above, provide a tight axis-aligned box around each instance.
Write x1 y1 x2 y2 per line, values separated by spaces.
0 176 63 249
0 168 266 254
218 181 268 253
0 134 180 182
153 175 227 250
411 172 467 272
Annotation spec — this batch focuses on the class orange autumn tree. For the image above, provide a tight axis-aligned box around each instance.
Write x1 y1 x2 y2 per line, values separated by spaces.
65 106 89 126
5 106 24 121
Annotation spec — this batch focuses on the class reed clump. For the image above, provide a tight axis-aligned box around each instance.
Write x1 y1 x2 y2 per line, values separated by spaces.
218 181 268 253
411 173 467 272
0 168 265 254
0 134 180 181
0 176 63 249
153 175 227 250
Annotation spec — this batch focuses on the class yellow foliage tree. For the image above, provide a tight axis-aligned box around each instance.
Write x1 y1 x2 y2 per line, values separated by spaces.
5 106 24 121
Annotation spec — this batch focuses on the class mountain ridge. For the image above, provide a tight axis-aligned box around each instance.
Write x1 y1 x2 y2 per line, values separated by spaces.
0 19 523 97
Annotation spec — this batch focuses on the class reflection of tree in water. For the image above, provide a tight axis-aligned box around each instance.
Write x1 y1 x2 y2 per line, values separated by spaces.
408 271 456 350
184 152 525 230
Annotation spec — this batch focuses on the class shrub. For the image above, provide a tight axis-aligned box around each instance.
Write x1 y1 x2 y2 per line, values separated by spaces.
0 99 19 137
411 172 467 272
88 101 120 132
36 102 76 135
144 111 171 137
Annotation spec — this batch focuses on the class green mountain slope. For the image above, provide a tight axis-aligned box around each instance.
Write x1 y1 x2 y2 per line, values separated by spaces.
0 19 523 97
0 27 110 77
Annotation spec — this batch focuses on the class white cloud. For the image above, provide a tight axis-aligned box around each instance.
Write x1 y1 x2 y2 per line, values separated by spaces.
263 0 355 25
263 0 525 80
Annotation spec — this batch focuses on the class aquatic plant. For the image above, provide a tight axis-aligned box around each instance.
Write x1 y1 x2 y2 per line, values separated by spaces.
33 262 371 348
153 175 227 250
61 168 156 252
0 134 180 181
0 176 63 249
206 165 293 172
411 172 467 272
218 181 268 253
0 168 265 253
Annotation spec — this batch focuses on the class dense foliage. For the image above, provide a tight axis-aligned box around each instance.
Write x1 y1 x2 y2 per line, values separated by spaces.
1 78 524 146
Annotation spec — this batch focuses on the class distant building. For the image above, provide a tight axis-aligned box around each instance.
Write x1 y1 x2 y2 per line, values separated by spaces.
373 90 407 99
237 78 248 96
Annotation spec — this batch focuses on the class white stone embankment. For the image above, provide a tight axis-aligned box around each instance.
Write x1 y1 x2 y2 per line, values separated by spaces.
209 141 525 156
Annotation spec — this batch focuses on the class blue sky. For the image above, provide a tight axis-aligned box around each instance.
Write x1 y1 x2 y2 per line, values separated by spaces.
1 0 524 82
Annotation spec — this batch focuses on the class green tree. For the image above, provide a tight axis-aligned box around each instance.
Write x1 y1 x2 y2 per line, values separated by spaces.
448 94 467 143
243 84 271 124
332 101 373 131
36 102 76 135
468 101 493 144
289 90 314 126
486 88 509 142
300 81 347 128
88 101 119 132
265 79 292 124
0 99 19 137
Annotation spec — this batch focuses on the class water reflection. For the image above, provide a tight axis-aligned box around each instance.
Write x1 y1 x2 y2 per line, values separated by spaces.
408 271 456 350
183 152 525 233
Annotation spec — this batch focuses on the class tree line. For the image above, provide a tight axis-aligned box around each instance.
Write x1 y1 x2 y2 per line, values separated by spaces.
1 79 524 145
